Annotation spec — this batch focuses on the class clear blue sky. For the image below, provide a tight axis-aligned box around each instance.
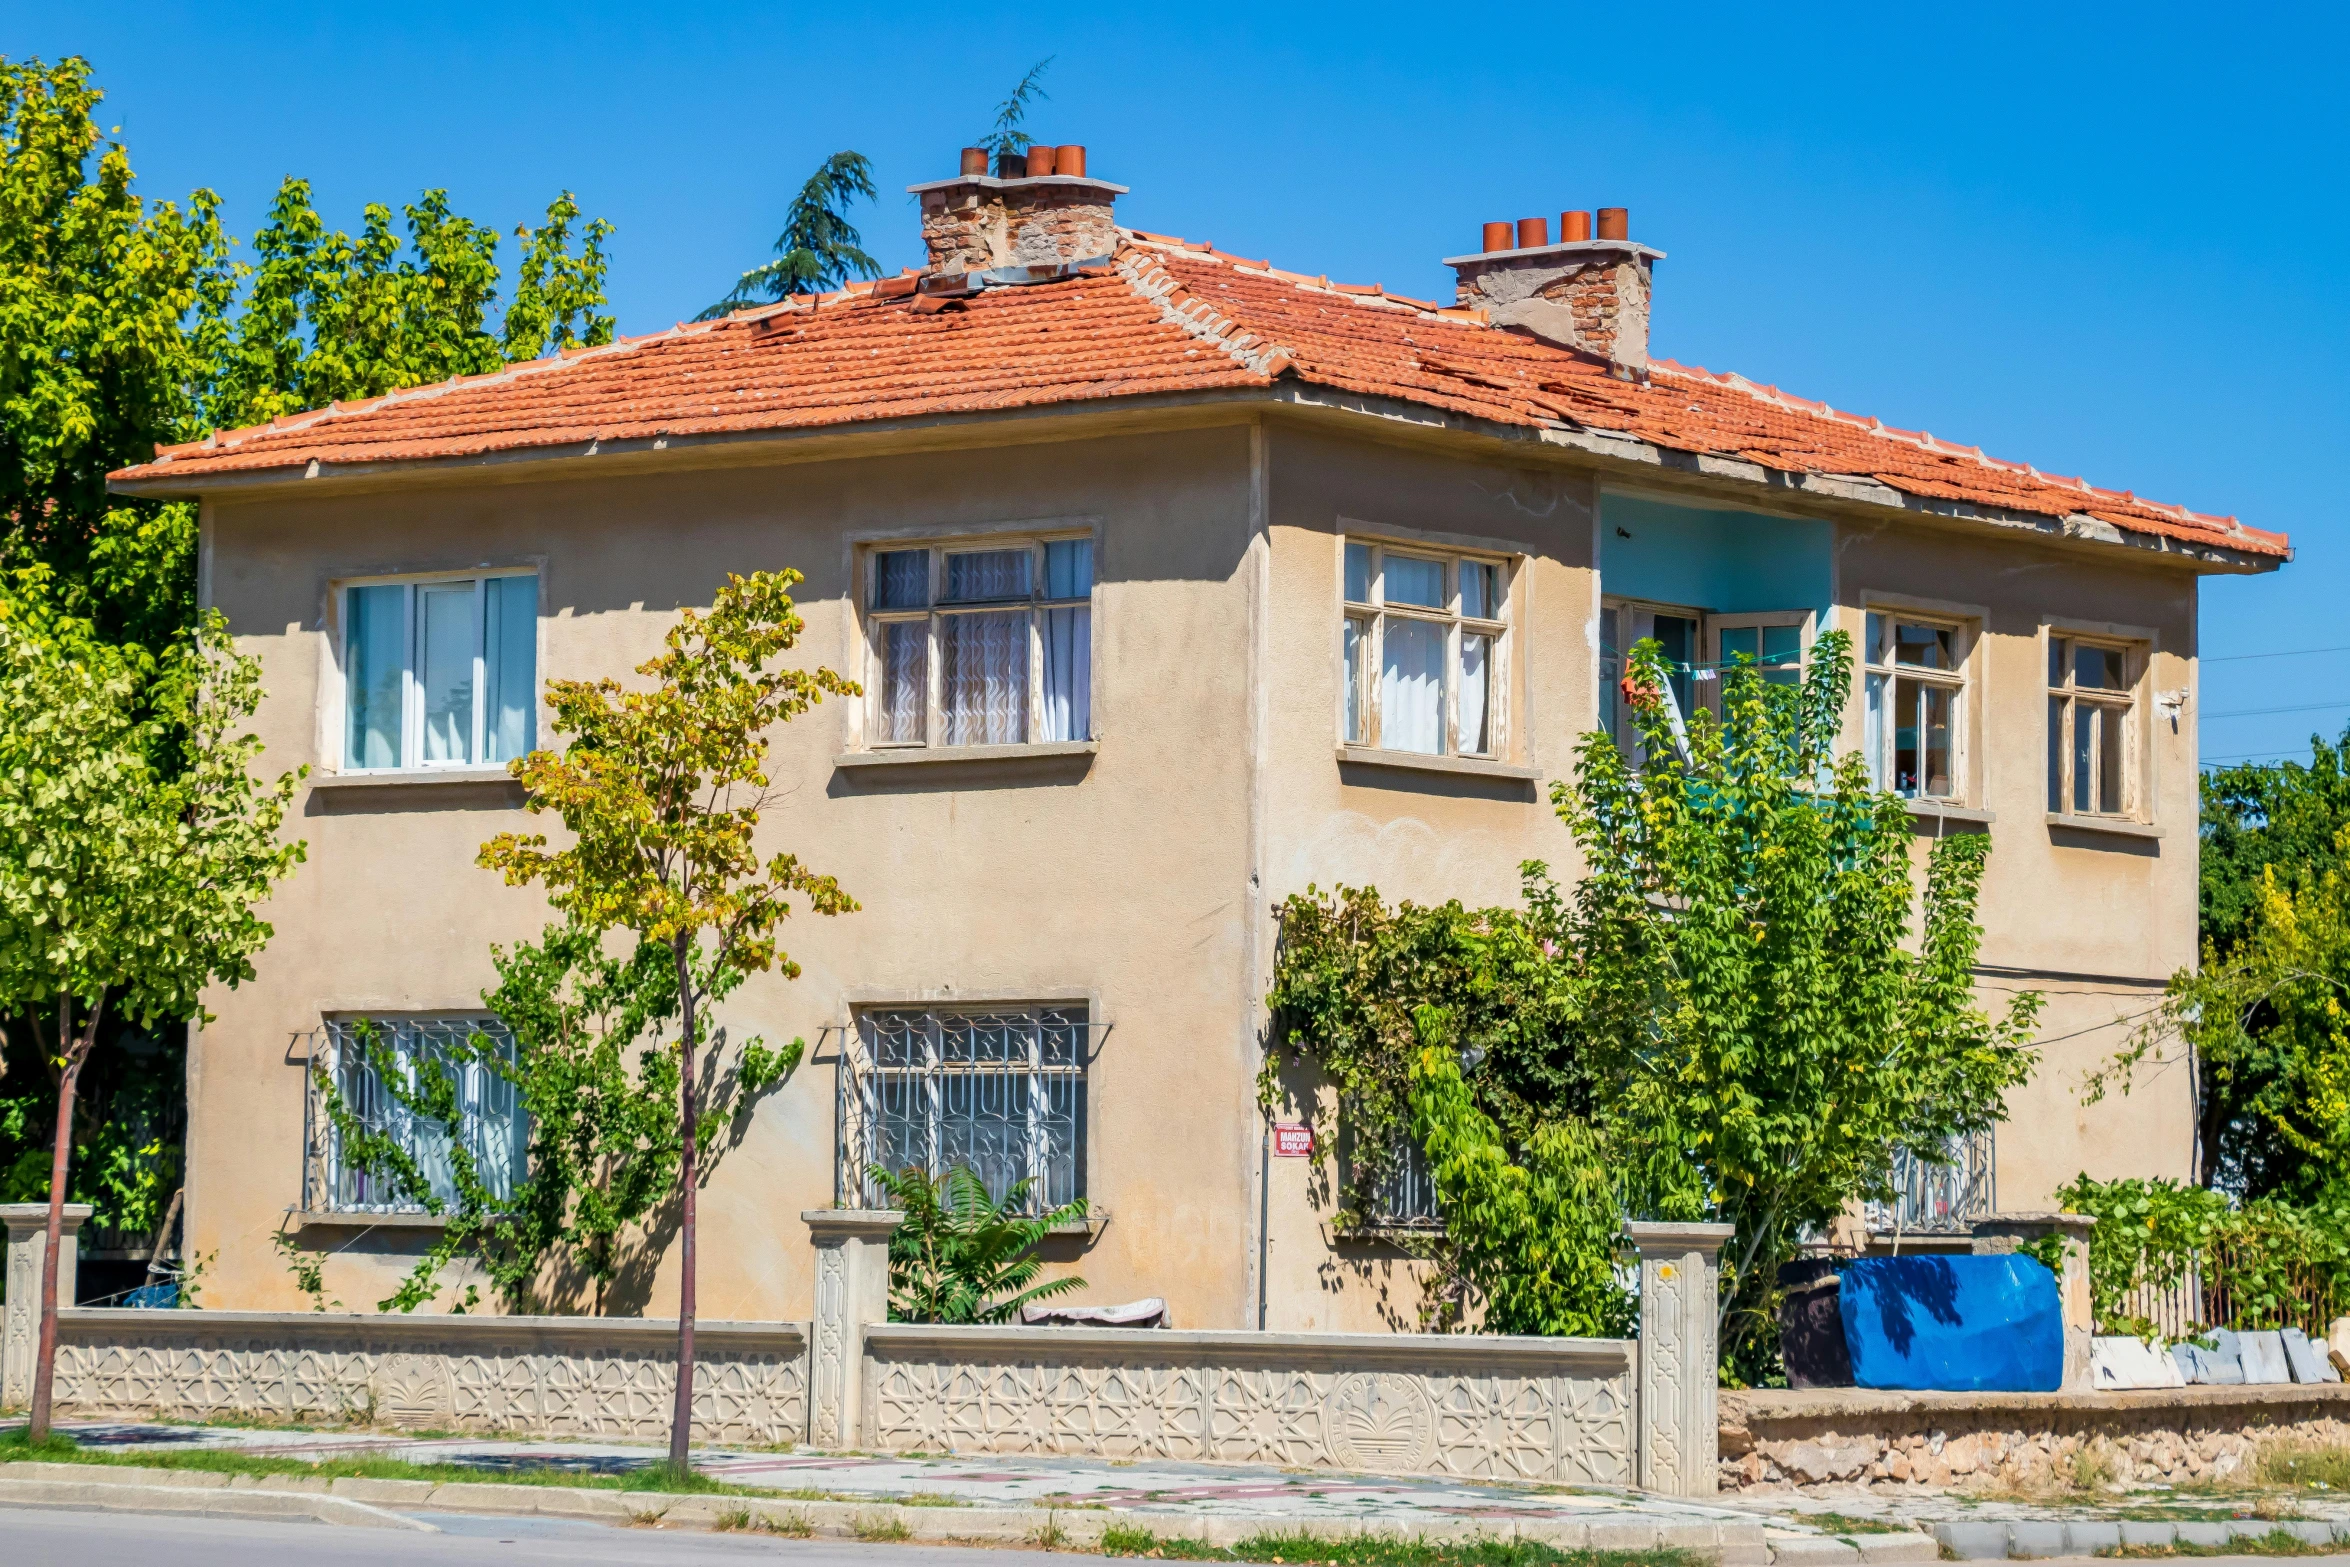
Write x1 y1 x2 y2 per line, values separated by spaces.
16 3 2345 767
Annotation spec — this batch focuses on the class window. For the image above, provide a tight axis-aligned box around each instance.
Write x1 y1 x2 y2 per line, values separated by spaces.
1598 598 1698 750
1339 1117 1441 1230
2048 634 2139 818
1863 611 1967 800
1341 540 1509 757
1709 613 1811 693
865 537 1092 749
342 574 537 771
849 1004 1086 1214
305 1017 527 1214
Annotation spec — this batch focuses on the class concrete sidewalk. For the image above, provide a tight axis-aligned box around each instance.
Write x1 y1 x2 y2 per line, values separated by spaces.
2 1419 1934 1564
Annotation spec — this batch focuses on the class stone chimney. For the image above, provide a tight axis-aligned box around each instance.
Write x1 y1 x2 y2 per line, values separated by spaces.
1444 207 1665 380
909 145 1127 275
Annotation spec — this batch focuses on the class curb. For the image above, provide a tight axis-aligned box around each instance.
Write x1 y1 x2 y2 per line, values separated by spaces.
1931 1516 2350 1559
0 1473 434 1531
0 1461 1904 1563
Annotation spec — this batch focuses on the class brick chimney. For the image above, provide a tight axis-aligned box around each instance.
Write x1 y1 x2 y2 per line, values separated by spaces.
909 145 1127 275
1444 208 1665 379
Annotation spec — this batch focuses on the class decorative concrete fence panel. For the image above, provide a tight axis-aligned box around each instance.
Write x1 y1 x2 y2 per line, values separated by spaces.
863 1323 1637 1485
40 1308 809 1446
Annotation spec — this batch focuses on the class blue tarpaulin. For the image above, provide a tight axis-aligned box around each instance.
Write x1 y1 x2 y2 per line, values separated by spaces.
1839 1254 2063 1392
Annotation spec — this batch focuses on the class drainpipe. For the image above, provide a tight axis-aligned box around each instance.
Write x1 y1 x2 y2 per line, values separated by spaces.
1256 1119 1271 1330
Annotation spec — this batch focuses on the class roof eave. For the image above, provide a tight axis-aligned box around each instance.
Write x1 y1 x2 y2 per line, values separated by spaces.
107 382 2286 574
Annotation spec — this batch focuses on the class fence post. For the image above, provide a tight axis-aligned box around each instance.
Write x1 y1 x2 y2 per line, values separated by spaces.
3 1203 93 1411
1972 1211 2098 1390
803 1208 902 1449
1625 1219 1734 1496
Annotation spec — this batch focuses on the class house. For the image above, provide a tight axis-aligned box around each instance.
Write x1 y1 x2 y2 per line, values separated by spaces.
110 147 2288 1326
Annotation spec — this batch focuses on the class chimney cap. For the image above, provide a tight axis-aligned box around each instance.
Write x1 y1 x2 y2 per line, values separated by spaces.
908 172 1130 196
1438 237 1665 267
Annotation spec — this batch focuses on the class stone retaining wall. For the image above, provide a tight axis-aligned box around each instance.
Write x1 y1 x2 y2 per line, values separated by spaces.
1721 1385 2350 1490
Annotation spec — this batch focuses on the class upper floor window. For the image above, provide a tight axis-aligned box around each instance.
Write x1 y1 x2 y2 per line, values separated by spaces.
1342 540 1509 757
343 573 537 771
305 1016 527 1215
2048 634 2141 818
1863 611 1968 801
865 538 1092 749
845 1004 1087 1215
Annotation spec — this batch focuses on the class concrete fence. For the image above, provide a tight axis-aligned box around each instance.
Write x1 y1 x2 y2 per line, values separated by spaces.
2 1204 1732 1496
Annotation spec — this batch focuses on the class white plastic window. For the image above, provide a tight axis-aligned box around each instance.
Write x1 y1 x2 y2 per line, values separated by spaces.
343 574 537 771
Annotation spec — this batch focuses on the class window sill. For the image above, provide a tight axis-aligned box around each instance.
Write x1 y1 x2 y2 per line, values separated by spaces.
834 741 1099 769
1335 746 1543 781
1903 801 1996 826
2046 812 2164 841
287 1209 449 1231
311 767 519 790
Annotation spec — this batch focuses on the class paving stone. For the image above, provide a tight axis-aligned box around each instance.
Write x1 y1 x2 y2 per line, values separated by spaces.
1766 1537 1861 1565
1931 1521 2011 1560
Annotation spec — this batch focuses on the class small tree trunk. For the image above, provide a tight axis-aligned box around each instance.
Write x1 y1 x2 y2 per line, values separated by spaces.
667 935 699 1471
28 997 99 1442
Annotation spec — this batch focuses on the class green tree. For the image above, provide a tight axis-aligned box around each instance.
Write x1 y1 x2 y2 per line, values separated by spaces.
2105 837 2350 1203
874 1165 1088 1324
0 574 305 1439
480 569 855 1468
1407 1016 1630 1337
0 54 614 1254
1268 633 2038 1378
978 58 1055 161
2127 731 2350 1198
0 55 614 658
699 152 879 319
206 179 614 432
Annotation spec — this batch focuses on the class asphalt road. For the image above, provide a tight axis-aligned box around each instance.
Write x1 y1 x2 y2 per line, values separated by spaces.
0 1505 1054 1567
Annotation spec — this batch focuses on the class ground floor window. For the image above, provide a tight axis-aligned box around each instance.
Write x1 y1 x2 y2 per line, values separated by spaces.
305 1016 527 1214
845 1004 1087 1214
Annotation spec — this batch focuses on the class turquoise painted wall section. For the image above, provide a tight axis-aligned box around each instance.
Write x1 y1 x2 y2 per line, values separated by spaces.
1599 494 1831 614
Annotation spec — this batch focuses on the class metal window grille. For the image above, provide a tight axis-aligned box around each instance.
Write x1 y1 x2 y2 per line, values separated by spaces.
302 1017 527 1214
1864 1125 1996 1236
1336 1112 1442 1229
837 1005 1086 1214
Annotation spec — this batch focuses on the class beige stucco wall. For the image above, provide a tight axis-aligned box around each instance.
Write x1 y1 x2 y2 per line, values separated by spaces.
185 406 2223 1328
194 424 1268 1322
1829 520 2201 1206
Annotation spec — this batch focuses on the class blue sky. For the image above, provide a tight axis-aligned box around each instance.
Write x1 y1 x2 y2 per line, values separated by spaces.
16 3 2346 766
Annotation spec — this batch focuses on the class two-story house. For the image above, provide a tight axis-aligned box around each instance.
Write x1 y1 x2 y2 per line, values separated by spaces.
110 148 2288 1326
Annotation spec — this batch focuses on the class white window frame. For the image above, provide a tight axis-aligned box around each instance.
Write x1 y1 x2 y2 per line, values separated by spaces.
1862 609 1973 804
2047 630 2145 821
861 534 1094 750
1707 611 1815 702
1340 538 1512 759
335 570 538 773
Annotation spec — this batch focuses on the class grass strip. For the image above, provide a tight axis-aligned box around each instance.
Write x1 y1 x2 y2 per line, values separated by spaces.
0 1427 954 1504
1099 1525 1703 1567
2101 1529 2341 1559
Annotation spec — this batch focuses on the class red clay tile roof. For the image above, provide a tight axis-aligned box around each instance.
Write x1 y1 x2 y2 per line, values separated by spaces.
112 233 2285 561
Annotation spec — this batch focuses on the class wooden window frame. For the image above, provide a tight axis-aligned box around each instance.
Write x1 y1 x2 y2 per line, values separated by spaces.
1340 538 1513 760
2046 630 2146 822
861 534 1095 751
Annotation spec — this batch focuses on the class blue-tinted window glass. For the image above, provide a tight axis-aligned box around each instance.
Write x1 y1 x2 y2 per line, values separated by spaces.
346 585 405 769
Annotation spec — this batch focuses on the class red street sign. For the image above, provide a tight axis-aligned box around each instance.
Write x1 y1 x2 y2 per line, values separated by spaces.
1272 1124 1314 1158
